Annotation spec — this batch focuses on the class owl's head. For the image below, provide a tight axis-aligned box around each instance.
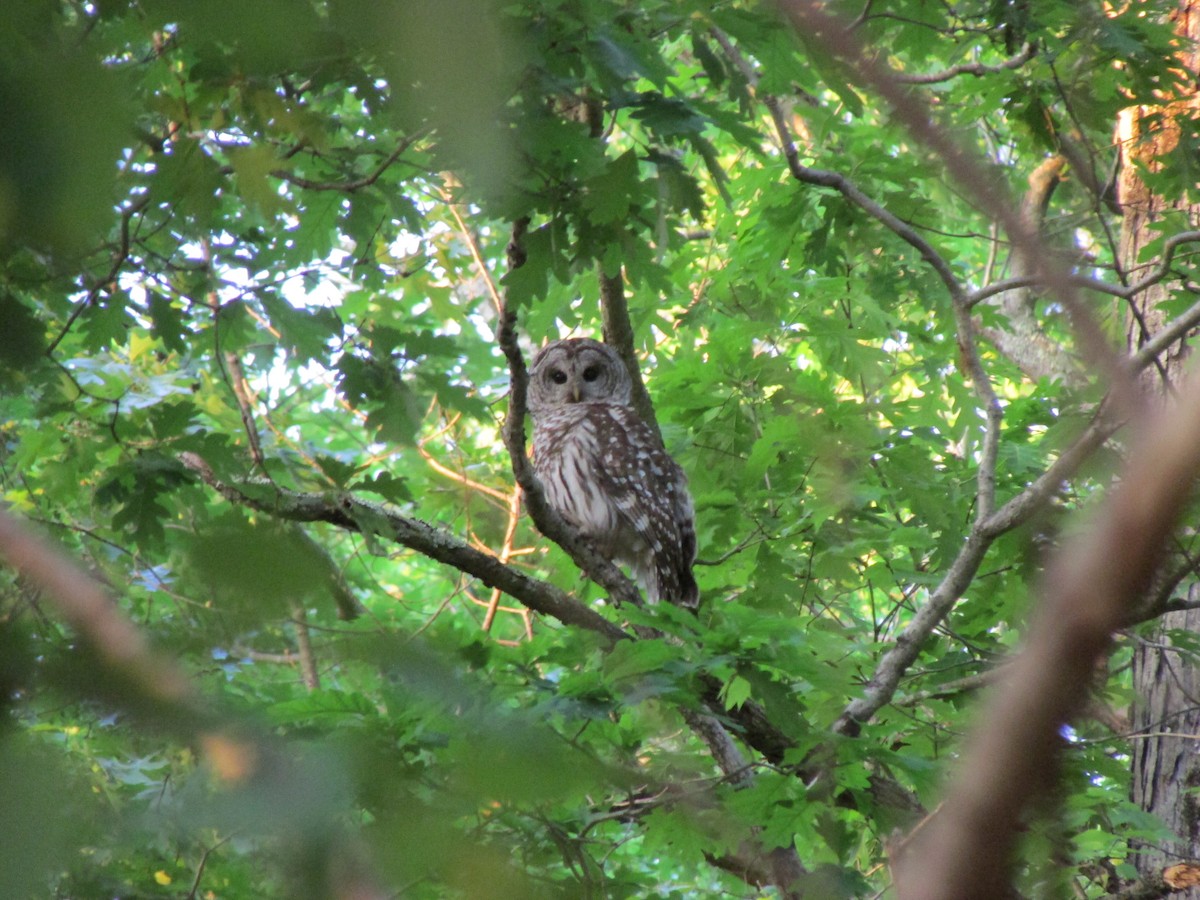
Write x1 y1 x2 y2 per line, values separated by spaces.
528 338 632 414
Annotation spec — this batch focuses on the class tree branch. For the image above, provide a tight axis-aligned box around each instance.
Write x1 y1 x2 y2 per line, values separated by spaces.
895 42 1036 84
834 531 992 736
289 601 320 691
835 389 1118 735
775 0 1140 418
178 451 631 643
267 130 427 193
976 155 1084 385
897 367 1200 897
47 194 151 357
0 506 197 709
599 268 661 434
966 231 1200 309
979 410 1117 538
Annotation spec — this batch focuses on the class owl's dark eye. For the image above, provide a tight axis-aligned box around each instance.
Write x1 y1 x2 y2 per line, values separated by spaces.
549 369 568 385
581 365 601 382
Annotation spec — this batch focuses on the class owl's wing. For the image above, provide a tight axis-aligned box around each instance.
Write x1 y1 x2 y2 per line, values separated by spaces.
672 474 700 608
587 404 698 607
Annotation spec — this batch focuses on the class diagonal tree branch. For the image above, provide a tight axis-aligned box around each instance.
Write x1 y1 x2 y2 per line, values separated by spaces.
268 130 428 193
965 232 1200 310
178 451 631 643
897 363 1200 899
834 370 1122 736
776 0 1140 417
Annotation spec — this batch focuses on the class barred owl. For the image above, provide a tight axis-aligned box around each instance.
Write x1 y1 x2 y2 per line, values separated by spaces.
527 338 699 609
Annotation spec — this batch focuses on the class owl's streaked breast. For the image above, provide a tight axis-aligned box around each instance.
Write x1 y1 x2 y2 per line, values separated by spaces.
532 404 623 540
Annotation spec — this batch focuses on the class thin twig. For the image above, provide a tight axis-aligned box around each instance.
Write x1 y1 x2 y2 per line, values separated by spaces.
267 129 427 193
290 602 320 692
965 231 1200 308
483 487 525 633
223 350 265 469
47 194 151 356
894 42 1036 84
441 187 505 316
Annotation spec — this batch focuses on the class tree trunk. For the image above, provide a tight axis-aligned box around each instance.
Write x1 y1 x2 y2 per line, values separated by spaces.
1125 1 1200 890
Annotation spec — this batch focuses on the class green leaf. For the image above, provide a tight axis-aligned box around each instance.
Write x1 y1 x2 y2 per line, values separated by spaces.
188 518 332 613
80 294 128 350
691 30 727 88
351 471 413 505
267 689 379 727
314 453 363 488
227 144 289 217
602 638 678 683
719 674 752 710
147 292 188 354
582 149 643 225
262 293 344 362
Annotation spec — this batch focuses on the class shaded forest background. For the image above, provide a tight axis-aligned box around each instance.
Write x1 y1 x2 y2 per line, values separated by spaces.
4 1 1200 897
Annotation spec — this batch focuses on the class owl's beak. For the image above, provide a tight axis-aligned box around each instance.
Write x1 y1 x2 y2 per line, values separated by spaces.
571 384 581 403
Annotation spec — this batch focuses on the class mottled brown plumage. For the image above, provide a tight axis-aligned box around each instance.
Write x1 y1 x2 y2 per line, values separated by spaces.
527 338 698 608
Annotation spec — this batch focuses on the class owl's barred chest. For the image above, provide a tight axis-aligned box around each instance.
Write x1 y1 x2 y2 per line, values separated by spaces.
531 403 671 538
532 404 664 481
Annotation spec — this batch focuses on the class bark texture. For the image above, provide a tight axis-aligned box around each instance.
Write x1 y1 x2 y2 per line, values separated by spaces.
1127 2 1200 890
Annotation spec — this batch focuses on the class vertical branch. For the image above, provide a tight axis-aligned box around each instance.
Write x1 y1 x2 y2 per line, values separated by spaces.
224 350 265 470
498 218 533 470
289 601 321 692
200 233 266 473
598 269 661 434
483 487 524 633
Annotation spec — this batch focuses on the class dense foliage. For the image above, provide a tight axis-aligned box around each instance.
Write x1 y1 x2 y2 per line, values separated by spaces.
3 0 1199 897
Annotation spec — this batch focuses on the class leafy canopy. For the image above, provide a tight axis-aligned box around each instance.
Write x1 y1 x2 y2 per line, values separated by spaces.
1 0 1196 897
